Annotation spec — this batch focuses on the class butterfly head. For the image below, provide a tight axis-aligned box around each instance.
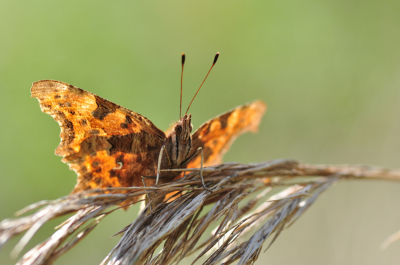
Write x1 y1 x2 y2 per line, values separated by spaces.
169 52 219 166
170 114 193 166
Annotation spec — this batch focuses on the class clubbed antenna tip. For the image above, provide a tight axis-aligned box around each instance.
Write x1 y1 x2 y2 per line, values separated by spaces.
180 53 186 119
213 52 219 65
182 53 186 65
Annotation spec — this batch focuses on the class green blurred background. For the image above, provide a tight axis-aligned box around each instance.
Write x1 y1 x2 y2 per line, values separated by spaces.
1 1 400 264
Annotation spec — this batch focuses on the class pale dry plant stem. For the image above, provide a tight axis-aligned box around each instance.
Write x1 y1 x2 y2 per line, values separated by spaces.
0 159 399 265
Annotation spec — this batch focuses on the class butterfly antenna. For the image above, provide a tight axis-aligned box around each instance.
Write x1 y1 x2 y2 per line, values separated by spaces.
180 53 185 119
185 52 220 115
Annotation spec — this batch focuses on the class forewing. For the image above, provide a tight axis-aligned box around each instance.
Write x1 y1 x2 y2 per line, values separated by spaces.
31 80 166 193
187 100 266 168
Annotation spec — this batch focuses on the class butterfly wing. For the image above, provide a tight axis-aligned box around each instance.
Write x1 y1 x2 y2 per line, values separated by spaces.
31 80 166 193
186 100 267 168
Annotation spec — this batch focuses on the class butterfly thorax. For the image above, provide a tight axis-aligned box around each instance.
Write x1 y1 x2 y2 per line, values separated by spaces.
165 114 193 168
152 114 193 187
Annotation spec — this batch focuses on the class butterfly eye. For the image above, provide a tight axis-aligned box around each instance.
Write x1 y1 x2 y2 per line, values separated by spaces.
174 125 182 133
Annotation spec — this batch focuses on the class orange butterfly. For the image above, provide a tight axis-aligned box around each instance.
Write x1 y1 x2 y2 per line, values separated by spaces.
31 53 266 205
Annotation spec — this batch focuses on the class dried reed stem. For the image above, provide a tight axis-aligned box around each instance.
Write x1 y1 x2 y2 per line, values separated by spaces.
1 159 399 265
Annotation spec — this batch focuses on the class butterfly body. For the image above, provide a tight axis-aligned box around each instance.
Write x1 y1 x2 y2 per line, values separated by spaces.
31 80 266 204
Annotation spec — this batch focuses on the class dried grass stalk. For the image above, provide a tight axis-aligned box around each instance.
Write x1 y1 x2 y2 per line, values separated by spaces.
1 159 400 265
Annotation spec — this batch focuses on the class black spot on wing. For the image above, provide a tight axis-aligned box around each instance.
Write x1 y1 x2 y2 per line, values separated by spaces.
219 112 231 129
120 115 135 129
91 95 118 120
125 115 133 124
57 111 75 146
67 84 85 95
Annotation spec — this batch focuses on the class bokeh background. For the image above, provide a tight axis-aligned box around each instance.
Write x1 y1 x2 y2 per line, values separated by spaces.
1 1 400 264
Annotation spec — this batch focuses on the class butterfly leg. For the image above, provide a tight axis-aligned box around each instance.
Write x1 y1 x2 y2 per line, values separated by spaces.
155 145 172 185
185 147 212 192
142 145 172 210
141 144 171 188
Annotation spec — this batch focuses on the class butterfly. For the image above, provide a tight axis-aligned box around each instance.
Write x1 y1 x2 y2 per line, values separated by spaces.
30 53 266 205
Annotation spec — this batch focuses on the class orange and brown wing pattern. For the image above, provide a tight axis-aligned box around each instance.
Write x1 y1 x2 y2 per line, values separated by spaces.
31 80 166 193
187 100 267 168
